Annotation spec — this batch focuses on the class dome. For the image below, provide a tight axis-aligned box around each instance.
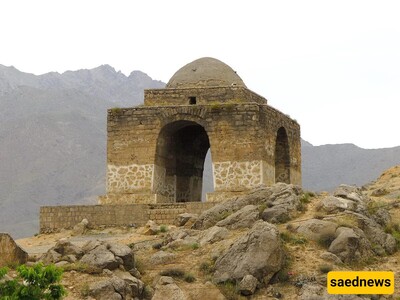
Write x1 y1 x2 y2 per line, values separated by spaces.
166 57 247 88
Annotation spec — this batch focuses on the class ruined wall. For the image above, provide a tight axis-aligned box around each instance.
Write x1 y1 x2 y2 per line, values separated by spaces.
40 202 215 233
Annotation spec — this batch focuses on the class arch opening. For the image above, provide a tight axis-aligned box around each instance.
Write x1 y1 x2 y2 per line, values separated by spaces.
154 121 211 202
275 127 291 183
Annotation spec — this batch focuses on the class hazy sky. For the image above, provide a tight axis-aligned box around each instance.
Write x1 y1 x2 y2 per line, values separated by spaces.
1 0 399 149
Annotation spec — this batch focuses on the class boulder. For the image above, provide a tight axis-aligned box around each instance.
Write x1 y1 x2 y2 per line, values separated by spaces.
193 183 301 230
80 244 120 270
293 219 339 242
114 270 144 298
109 275 132 299
319 252 343 265
299 283 324 300
89 280 122 300
238 274 258 295
53 238 84 258
199 226 229 246
216 205 260 229
328 227 373 263
261 206 290 223
152 276 186 300
347 212 397 254
139 220 160 235
213 221 284 283
72 218 89 236
150 251 177 265
333 185 363 201
174 213 198 227
318 196 357 213
108 243 134 270
41 249 63 264
0 233 28 267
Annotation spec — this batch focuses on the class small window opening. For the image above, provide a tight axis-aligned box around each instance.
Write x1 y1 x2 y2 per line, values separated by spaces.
189 97 197 105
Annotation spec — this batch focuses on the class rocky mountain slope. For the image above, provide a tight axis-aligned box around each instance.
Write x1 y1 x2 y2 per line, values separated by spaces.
0 64 164 238
1 64 400 239
14 166 400 299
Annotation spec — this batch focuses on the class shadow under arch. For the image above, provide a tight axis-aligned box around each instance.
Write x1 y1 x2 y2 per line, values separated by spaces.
275 126 291 183
154 120 210 202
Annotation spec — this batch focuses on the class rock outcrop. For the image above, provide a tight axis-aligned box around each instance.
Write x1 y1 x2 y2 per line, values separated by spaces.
0 233 28 267
213 220 285 283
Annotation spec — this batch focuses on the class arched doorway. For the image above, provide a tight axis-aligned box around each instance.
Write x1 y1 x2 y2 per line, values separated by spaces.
275 127 290 183
154 120 210 202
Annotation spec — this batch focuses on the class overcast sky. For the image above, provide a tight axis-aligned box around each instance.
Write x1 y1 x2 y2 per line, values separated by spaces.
1 0 399 149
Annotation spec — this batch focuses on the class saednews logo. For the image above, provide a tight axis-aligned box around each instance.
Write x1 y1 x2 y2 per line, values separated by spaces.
327 271 394 294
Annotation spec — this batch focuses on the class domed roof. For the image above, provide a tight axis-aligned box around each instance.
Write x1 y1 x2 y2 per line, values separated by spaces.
166 57 247 88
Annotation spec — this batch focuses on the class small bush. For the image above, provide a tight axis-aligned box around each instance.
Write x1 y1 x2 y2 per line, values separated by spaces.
367 200 386 214
280 232 308 245
159 225 168 233
160 268 185 278
80 283 90 297
110 107 122 114
62 262 102 274
385 222 400 249
191 243 200 250
300 192 313 204
0 263 66 300
152 242 163 250
258 203 267 213
199 261 215 274
184 273 196 283
135 258 146 275
218 280 245 300
319 264 333 273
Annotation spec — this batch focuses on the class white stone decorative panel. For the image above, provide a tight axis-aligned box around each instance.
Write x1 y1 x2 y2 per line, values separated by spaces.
107 164 154 193
213 160 262 191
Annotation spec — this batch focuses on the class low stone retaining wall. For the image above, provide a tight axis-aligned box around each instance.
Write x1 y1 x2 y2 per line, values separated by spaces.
40 202 215 233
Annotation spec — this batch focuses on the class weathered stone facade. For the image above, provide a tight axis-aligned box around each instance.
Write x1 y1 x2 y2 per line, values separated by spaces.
100 57 301 204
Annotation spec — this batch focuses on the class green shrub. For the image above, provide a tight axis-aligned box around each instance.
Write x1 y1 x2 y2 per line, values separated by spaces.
319 264 333 274
385 222 400 249
159 225 168 233
199 261 215 274
152 242 163 250
367 200 386 214
135 257 146 275
191 243 199 250
218 280 245 300
280 232 308 245
184 273 196 283
159 268 185 278
110 107 122 114
0 263 66 300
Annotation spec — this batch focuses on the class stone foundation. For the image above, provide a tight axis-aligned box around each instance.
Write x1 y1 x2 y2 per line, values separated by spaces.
40 202 215 233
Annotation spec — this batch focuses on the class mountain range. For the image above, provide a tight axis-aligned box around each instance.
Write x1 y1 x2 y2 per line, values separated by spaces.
0 64 399 238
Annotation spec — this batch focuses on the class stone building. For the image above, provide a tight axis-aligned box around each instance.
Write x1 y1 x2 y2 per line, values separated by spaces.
99 57 301 205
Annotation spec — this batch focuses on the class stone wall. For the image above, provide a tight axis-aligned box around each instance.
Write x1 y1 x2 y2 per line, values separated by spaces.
40 202 215 233
104 87 301 204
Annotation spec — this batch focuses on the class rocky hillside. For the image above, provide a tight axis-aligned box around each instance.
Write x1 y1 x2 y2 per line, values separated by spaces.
13 166 400 299
1 64 400 239
0 64 164 238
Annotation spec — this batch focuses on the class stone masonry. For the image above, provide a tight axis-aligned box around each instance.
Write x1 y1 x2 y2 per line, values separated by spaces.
100 57 301 204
